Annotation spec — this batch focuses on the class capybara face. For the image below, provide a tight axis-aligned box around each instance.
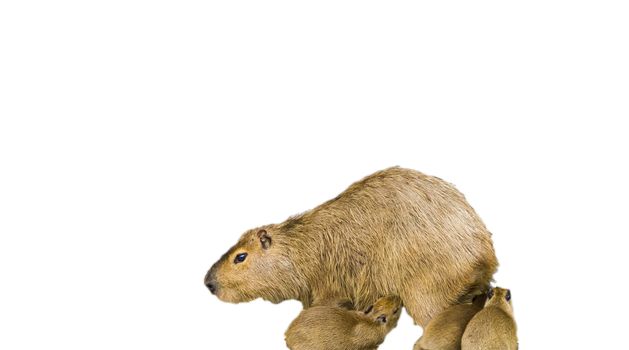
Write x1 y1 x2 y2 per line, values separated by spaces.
205 226 298 303
364 296 402 328
486 287 512 308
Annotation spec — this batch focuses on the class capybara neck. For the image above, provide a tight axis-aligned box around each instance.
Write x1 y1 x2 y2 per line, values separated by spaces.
278 207 373 307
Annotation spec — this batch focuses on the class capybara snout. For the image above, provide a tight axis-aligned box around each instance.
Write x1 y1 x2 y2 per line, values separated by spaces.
205 226 302 304
204 266 217 294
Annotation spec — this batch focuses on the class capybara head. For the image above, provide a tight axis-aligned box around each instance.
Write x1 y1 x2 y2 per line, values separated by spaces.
486 287 512 311
364 296 402 329
204 226 302 303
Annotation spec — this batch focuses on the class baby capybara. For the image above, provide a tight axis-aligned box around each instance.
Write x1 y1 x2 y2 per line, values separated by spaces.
461 287 518 350
414 294 486 350
285 296 402 350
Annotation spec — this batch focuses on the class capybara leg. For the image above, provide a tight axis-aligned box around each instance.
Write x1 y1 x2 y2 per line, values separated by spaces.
402 289 446 328
309 288 349 308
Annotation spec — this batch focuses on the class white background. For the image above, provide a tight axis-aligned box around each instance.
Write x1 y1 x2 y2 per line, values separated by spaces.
1 1 628 349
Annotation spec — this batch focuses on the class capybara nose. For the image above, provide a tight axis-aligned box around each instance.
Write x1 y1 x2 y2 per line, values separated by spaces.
204 268 217 294
206 281 217 294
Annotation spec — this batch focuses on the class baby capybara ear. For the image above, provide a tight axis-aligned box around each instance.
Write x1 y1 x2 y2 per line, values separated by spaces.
505 289 511 302
257 229 271 249
487 288 494 300
337 300 354 310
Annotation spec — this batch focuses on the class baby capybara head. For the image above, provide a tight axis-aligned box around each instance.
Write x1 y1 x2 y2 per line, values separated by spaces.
486 287 513 311
364 296 403 330
204 226 301 303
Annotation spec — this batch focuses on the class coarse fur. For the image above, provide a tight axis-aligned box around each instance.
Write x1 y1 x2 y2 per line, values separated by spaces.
285 296 402 350
461 287 517 350
205 167 498 327
414 294 486 350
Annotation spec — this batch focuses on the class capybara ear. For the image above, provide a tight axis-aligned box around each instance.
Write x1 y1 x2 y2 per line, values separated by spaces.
376 315 387 324
258 229 272 249
505 289 511 302
337 300 354 310
487 288 494 300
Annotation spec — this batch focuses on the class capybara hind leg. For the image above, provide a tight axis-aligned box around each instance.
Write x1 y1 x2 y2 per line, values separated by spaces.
402 289 447 328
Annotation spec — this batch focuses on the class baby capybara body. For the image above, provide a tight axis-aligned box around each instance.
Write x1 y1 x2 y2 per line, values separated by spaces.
414 294 486 350
461 287 517 350
205 167 498 327
285 296 402 350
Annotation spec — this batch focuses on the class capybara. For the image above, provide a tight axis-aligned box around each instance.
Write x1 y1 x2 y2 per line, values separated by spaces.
414 294 486 350
285 296 402 350
205 167 498 327
461 287 517 350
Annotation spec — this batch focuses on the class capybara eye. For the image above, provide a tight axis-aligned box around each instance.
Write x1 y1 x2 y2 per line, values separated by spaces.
505 289 511 302
487 289 494 299
234 253 248 264
364 305 373 314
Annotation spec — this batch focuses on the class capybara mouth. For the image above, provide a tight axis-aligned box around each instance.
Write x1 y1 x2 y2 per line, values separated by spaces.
213 288 256 304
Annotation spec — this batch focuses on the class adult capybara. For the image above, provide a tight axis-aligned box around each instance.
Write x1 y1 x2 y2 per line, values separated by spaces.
461 287 517 350
414 294 486 350
285 296 402 350
205 167 498 327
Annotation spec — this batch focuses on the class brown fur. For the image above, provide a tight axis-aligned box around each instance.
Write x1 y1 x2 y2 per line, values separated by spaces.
461 287 517 350
205 167 498 327
414 295 486 350
285 296 402 350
